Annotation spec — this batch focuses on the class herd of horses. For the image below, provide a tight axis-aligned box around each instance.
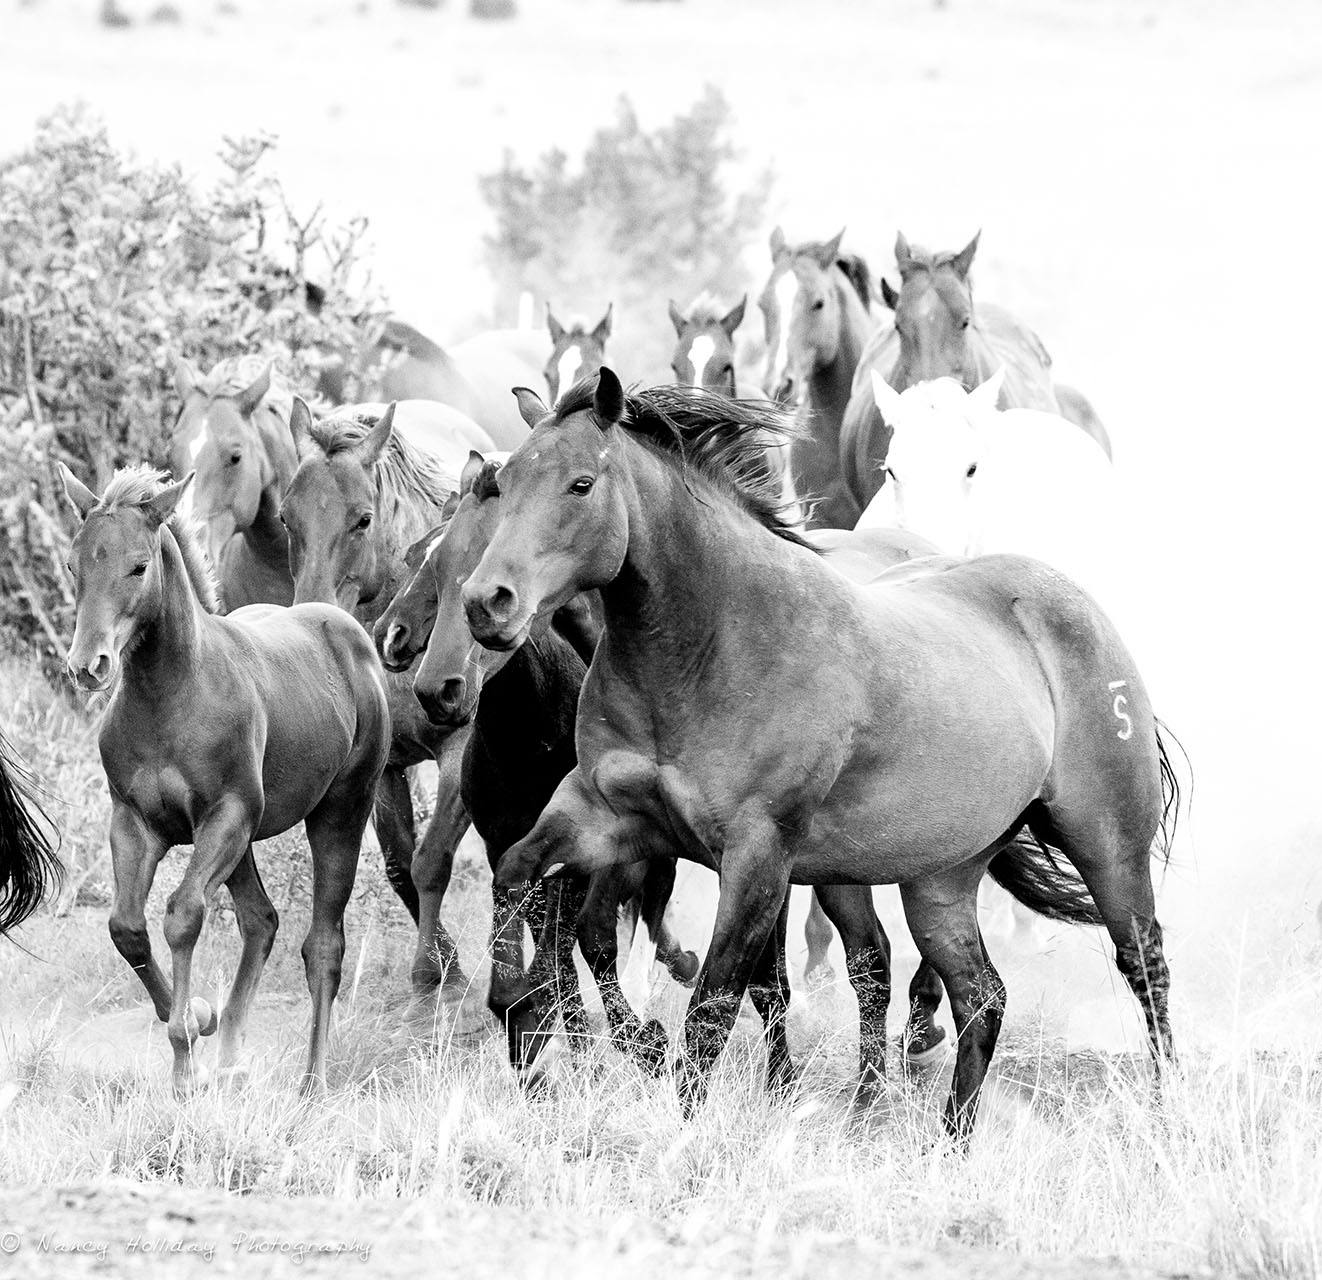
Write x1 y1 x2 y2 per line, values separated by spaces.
0 227 1182 1145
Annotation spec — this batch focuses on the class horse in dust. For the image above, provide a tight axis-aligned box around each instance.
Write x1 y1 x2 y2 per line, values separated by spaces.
544 304 614 405
758 227 881 529
462 370 1179 1143
59 464 389 1095
0 731 61 936
667 295 747 395
278 400 485 1018
839 231 1112 512
373 318 546 450
170 356 300 611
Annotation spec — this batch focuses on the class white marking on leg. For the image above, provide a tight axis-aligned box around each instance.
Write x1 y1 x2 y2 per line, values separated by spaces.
688 335 715 388
556 345 582 399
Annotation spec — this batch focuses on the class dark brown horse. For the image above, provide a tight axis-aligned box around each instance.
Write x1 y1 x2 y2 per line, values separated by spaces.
59 464 390 1094
463 371 1178 1144
170 356 299 611
839 232 1112 511
0 730 60 935
544 304 613 404
758 228 879 529
278 401 477 1016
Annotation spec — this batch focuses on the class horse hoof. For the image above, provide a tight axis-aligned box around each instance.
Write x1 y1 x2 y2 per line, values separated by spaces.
517 1032 566 1091
190 997 218 1037
804 962 836 989
171 1062 210 1098
215 1062 250 1088
667 950 701 988
904 1027 951 1073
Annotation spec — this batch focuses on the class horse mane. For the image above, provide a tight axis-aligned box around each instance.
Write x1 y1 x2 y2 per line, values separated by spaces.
96 467 222 613
552 381 813 547
307 411 457 542
473 460 502 501
378 318 447 362
682 292 725 327
897 243 970 278
194 355 295 423
833 252 874 310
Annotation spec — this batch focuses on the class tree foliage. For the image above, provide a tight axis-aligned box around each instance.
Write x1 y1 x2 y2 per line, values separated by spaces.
479 85 772 378
0 105 387 676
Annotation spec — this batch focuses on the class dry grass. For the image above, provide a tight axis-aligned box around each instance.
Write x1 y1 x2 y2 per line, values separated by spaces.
2 652 1321 1277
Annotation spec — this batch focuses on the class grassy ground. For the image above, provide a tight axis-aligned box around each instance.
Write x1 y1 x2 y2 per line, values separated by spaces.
2 651 1321 1277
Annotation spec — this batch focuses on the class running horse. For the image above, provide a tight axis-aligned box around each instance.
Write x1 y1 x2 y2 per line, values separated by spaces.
759 228 879 529
839 231 1112 512
544 304 613 405
0 731 60 935
170 356 299 611
278 401 482 1016
463 370 1178 1143
59 464 390 1095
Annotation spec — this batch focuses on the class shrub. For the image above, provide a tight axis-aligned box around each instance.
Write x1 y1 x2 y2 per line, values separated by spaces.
0 105 388 677
478 85 772 380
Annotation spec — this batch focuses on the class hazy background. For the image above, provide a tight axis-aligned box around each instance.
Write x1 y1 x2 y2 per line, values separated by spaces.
3 0 1320 1051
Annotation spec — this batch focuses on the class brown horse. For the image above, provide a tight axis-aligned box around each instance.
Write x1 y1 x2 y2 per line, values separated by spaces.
464 371 1178 1144
544 304 613 404
667 296 746 395
758 228 879 529
373 319 546 450
839 231 1112 511
59 464 389 1094
170 356 299 611
278 401 476 1014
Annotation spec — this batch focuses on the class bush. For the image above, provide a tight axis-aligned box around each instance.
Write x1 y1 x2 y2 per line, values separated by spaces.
478 85 772 379
0 105 388 678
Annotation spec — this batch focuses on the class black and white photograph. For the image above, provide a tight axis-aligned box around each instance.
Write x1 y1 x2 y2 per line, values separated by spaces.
0 0 1319 1275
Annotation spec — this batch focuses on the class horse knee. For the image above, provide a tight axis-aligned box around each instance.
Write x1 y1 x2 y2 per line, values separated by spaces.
162 892 205 952
301 926 345 988
108 915 152 969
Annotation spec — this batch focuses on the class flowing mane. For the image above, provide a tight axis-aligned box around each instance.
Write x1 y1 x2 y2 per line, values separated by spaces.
96 467 221 613
306 410 458 543
552 381 814 547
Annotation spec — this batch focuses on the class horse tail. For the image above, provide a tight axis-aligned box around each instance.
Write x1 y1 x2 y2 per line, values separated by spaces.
990 718 1188 925
0 732 62 934
988 832 1104 927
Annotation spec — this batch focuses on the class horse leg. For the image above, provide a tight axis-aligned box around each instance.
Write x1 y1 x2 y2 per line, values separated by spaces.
214 846 278 1078
814 883 890 1098
407 740 470 1006
106 802 172 1021
803 890 837 984
900 866 1005 1146
372 767 421 923
486 847 534 1060
676 838 791 1117
638 858 699 986
578 866 667 1072
300 784 372 1096
744 893 796 1096
904 958 949 1067
162 801 255 1096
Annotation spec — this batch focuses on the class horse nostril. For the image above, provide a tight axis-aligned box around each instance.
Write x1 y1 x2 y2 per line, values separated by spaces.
90 653 111 681
385 622 409 659
439 677 465 711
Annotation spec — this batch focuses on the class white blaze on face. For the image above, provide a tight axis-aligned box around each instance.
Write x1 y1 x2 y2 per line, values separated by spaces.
556 343 583 398
771 269 799 390
178 421 210 520
687 334 715 387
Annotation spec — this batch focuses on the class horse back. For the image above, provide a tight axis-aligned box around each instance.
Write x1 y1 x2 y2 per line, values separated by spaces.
972 302 1059 412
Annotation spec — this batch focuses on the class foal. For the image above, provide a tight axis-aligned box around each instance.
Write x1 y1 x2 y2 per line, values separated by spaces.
61 464 389 1095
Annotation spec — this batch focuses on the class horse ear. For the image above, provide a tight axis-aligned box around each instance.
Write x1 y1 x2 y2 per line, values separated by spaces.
593 367 625 428
146 473 194 526
769 225 787 257
591 303 613 345
460 449 485 495
720 294 747 336
667 299 686 336
894 230 914 275
546 305 565 345
969 365 1006 414
289 395 313 447
57 462 99 517
357 402 397 467
880 278 900 311
512 385 547 427
233 362 272 418
870 371 905 426
817 227 846 268
173 357 200 400
952 230 981 280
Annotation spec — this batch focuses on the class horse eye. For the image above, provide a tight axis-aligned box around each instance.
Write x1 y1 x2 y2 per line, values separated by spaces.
355 513 373 530
229 451 242 465
960 317 971 330
129 562 148 577
569 476 594 497
966 463 978 479
812 300 825 312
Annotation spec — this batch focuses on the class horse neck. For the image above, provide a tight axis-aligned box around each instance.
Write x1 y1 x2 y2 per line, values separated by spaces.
807 282 869 434
121 528 206 701
599 443 770 707
474 632 580 766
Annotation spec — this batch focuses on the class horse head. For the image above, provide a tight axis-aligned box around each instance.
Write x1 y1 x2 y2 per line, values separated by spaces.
544 303 612 404
669 296 744 396
891 230 984 388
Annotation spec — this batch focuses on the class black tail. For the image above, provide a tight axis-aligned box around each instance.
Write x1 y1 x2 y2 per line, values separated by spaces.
0 732 62 934
989 718 1188 925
